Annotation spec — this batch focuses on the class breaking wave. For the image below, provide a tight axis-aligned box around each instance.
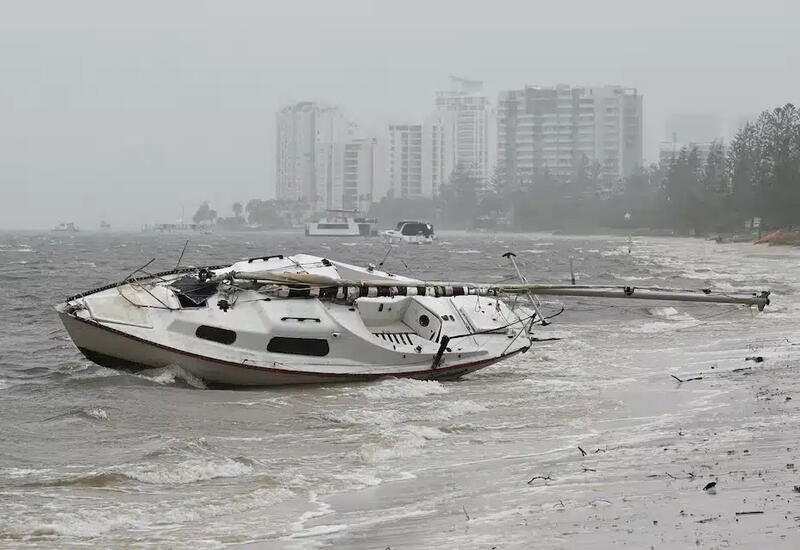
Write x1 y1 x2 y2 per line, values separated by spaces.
359 377 448 400
322 408 408 426
648 306 681 318
136 365 207 389
358 425 446 463
82 407 108 420
1 486 293 540
26 457 255 488
121 457 254 484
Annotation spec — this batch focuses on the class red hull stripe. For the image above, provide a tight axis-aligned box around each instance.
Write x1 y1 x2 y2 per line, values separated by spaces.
66 313 524 379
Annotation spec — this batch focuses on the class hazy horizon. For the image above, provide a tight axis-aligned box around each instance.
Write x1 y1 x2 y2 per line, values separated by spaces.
1 0 797 229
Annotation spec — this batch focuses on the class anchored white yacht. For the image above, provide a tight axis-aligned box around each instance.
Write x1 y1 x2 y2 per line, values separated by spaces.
380 221 435 244
56 253 770 387
305 210 377 237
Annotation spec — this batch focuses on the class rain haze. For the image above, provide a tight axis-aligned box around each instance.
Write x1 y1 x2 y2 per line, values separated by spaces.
4 3 800 547
0 0 798 229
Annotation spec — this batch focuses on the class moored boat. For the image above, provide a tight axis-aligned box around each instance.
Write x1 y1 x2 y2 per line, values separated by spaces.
305 210 377 237
380 221 435 244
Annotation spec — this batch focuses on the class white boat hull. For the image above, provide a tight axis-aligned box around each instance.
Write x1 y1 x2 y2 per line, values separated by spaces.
304 214 376 237
380 232 435 245
58 309 524 386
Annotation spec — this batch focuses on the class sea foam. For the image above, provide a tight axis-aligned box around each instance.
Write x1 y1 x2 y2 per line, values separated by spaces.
359 377 448 400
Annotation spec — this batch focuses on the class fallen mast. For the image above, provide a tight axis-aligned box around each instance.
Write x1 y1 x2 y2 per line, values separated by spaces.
228 272 770 311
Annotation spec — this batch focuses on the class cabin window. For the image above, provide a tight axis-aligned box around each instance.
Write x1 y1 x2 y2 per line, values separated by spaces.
195 325 237 345
400 223 433 237
418 314 430 327
317 223 349 229
267 337 329 356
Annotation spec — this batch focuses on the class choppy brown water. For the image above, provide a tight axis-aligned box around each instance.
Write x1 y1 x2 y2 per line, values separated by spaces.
0 230 798 549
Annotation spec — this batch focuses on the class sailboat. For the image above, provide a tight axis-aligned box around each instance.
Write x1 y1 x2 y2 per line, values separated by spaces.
55 253 769 386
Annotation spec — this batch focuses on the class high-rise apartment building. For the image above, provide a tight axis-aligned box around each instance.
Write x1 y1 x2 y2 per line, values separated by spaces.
341 137 380 211
387 119 444 198
275 101 352 209
497 85 642 186
435 76 494 185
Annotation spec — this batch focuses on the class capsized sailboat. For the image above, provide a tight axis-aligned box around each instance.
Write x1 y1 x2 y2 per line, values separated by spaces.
55 253 770 386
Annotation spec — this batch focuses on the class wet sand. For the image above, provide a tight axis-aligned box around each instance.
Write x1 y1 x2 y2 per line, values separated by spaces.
295 328 800 549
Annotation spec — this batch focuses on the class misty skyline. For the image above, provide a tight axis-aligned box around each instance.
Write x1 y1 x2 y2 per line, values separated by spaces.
1 0 797 229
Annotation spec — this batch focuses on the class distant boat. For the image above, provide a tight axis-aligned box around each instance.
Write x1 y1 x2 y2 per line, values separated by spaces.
99 220 111 230
380 221 435 245
305 210 377 237
52 222 79 232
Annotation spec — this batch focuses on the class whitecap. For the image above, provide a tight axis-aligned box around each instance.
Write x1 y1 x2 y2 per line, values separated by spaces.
4 486 293 539
358 425 446 463
331 470 382 488
432 399 487 420
83 407 108 420
648 306 680 318
359 377 448 400
136 364 206 389
122 457 253 485
0 467 53 479
323 408 408 426
711 280 737 292
610 273 652 281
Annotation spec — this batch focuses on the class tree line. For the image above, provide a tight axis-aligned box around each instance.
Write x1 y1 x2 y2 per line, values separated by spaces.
191 199 309 229
659 103 800 234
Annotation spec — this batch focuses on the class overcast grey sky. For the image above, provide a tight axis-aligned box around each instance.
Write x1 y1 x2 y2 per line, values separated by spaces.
0 0 797 229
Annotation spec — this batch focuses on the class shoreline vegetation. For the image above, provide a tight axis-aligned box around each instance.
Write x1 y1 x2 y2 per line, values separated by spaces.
189 103 799 246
